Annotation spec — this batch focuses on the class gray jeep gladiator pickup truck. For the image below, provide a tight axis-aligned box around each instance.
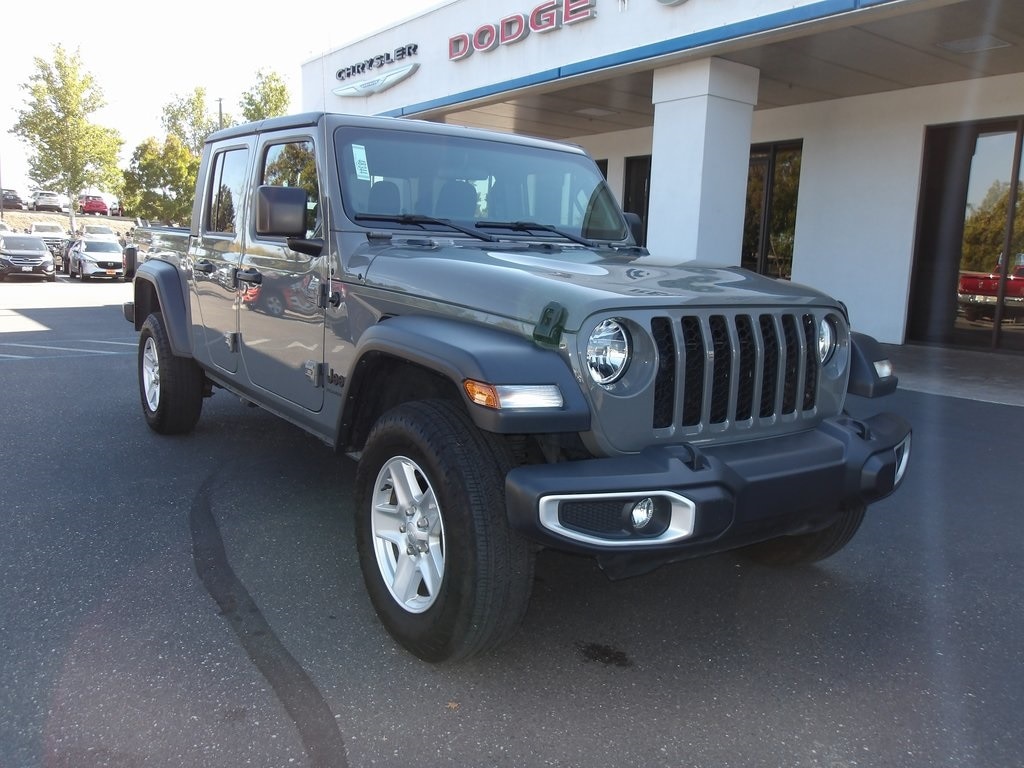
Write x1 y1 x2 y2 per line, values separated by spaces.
124 112 911 662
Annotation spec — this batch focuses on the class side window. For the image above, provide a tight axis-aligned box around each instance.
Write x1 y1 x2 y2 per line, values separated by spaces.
206 148 249 235
262 140 320 237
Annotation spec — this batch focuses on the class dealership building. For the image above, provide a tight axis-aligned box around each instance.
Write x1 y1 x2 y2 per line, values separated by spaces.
302 0 1024 353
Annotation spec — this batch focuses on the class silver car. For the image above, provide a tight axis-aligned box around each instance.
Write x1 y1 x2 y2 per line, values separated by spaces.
67 238 124 281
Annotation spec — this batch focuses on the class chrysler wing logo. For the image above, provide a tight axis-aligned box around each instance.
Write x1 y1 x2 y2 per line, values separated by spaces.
332 63 419 97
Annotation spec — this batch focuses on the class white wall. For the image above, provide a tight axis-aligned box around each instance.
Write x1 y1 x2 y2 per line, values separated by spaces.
755 72 1024 343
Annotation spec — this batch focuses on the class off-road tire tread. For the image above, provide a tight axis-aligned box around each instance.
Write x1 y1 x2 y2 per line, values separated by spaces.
355 399 535 662
138 312 204 435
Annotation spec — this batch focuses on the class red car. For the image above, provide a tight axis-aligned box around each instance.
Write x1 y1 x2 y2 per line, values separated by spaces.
79 195 109 215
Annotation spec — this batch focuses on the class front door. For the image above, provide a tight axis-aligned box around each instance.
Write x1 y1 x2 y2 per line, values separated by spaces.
238 135 326 412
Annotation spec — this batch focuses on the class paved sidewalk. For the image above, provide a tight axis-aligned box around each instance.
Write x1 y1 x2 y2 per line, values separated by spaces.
883 343 1024 407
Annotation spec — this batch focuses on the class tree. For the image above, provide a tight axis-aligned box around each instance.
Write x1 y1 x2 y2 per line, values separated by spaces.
239 70 291 122
122 135 200 224
161 87 228 156
960 179 1024 273
11 45 123 229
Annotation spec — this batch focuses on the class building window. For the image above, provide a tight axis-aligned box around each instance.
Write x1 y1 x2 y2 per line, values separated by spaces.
743 141 802 280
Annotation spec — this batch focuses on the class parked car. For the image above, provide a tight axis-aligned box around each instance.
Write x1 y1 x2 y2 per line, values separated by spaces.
79 195 109 215
80 224 119 241
29 190 63 212
28 222 70 270
0 234 56 281
958 261 1024 321
2 189 25 210
66 238 124 280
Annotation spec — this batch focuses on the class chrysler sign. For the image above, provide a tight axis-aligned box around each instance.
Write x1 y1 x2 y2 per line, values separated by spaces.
449 0 597 61
333 44 419 97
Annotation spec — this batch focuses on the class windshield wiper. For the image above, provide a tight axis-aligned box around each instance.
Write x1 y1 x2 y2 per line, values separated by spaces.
354 213 497 242
476 220 595 247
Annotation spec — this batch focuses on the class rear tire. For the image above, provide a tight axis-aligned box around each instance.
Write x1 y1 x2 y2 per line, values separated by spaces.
138 312 204 435
739 503 866 565
354 400 535 662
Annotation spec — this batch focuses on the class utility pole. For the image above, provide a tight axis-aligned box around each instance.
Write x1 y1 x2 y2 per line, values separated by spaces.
217 98 224 130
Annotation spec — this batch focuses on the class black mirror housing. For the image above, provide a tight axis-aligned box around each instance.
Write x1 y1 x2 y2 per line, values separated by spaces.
255 185 307 238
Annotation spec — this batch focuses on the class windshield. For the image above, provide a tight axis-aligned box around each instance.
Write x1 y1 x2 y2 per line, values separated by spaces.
83 226 115 236
34 224 63 233
1 236 47 250
335 126 628 242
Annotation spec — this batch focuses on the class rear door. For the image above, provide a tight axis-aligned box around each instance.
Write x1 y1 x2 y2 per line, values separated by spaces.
237 133 326 411
190 139 254 374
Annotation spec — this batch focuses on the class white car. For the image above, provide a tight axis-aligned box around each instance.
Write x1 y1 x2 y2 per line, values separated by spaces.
30 190 63 212
66 238 124 281
79 224 119 242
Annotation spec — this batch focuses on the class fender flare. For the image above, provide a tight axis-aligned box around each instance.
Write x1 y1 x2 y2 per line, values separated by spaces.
347 315 591 434
132 260 193 359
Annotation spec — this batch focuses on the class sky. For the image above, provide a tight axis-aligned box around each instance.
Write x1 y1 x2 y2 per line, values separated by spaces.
1 0 441 196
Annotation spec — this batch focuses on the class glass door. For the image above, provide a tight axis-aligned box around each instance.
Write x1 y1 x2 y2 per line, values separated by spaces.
954 124 1024 350
743 142 802 279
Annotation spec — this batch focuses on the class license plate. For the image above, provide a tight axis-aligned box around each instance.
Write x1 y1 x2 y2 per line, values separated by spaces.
105 270 116 276
22 266 32 272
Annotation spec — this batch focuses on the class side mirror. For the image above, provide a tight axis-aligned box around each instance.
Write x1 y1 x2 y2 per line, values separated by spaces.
255 185 307 238
623 211 644 245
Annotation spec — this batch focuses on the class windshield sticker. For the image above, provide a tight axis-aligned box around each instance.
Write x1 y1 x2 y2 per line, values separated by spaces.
352 145 370 181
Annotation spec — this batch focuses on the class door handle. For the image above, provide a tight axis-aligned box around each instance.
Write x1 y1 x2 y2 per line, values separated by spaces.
194 260 215 274
235 268 263 285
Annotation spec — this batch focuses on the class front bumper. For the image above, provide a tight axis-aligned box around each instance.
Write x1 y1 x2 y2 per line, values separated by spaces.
505 412 911 578
0 260 56 279
81 261 124 279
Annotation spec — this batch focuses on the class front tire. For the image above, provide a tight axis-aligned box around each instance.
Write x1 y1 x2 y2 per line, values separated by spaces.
739 503 866 565
355 400 535 662
138 312 204 435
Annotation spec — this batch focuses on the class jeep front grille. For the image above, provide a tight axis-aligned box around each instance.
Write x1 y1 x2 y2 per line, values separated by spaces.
651 311 822 436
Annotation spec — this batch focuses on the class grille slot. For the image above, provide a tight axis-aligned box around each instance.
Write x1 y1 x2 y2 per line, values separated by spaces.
681 316 704 427
801 314 820 410
651 317 675 429
649 310 824 436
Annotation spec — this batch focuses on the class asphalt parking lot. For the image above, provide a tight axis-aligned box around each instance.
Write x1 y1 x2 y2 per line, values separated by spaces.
1 276 1022 768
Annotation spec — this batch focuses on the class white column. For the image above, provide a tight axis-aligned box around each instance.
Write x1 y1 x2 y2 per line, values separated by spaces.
644 57 759 265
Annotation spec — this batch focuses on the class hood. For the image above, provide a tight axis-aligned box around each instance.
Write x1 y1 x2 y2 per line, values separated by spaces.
358 238 839 331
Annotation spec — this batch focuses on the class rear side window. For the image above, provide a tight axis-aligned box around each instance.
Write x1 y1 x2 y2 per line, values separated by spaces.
206 148 249 235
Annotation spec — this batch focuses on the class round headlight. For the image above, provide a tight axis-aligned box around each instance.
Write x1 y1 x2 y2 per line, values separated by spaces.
587 318 630 385
818 316 837 364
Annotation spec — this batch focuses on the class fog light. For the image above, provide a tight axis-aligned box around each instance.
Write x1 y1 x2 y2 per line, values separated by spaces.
630 498 655 529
